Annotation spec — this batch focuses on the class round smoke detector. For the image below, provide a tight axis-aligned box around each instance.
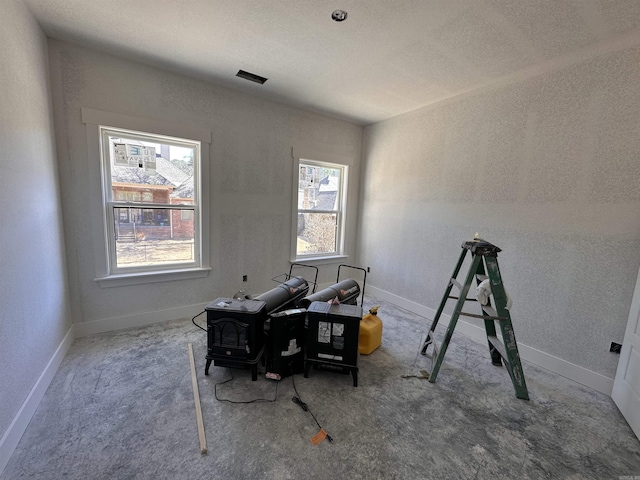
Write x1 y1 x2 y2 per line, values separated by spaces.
331 9 348 22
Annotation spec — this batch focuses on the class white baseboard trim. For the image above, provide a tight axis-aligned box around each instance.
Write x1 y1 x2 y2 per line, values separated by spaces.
367 285 615 396
0 325 75 476
1 302 213 474
75 302 210 337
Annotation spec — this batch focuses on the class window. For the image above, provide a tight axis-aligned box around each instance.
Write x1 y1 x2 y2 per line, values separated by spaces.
82 108 211 286
294 159 347 259
100 126 201 274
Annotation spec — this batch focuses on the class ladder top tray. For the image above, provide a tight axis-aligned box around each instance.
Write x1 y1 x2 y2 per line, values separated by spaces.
461 239 502 256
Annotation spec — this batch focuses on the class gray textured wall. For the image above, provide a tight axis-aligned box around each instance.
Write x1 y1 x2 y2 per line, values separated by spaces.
47 41 363 325
0 1 71 439
359 47 640 379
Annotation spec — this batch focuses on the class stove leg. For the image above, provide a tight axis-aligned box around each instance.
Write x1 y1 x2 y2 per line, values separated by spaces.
304 361 311 378
205 359 212 375
351 368 358 387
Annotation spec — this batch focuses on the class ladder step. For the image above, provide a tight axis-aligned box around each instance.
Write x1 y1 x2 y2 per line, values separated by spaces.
450 278 463 290
448 295 478 302
457 310 509 321
481 305 498 318
487 335 507 361
487 335 524 399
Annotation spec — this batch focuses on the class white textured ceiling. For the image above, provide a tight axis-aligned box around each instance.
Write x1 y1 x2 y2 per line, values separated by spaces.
23 0 640 125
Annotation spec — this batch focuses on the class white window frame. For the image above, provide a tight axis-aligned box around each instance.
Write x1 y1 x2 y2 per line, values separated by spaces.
82 108 211 287
291 151 350 262
101 126 201 274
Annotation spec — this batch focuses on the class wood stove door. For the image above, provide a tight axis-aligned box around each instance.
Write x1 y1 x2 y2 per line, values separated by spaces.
207 317 249 359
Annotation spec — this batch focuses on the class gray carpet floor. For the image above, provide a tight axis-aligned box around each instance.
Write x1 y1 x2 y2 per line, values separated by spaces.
2 295 639 480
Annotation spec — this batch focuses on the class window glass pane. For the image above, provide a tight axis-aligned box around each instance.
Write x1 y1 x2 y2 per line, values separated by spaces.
113 207 195 268
108 134 196 205
298 164 341 210
297 212 338 255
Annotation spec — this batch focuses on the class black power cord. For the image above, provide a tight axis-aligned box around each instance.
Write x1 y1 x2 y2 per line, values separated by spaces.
291 373 333 443
214 369 279 404
195 319 333 442
192 311 206 332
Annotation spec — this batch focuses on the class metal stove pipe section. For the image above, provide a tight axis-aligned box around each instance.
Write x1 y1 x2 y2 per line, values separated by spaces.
299 279 360 308
254 276 309 315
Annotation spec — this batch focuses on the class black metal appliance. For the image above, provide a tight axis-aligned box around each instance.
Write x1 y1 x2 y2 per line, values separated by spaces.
265 307 307 379
204 298 267 381
255 275 311 380
304 301 363 386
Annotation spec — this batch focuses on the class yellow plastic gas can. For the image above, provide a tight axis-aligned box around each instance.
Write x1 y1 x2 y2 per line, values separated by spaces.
359 306 383 354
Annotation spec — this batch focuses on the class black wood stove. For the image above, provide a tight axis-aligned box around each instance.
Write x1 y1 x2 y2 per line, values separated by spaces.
204 298 267 381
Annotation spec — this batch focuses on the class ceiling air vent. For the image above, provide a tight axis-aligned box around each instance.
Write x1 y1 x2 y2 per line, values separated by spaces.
236 70 268 85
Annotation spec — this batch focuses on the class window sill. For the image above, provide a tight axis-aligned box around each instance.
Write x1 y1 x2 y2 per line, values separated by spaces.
291 255 349 266
94 267 211 288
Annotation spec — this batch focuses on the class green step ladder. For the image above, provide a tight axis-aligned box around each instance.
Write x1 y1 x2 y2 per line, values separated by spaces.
420 238 529 400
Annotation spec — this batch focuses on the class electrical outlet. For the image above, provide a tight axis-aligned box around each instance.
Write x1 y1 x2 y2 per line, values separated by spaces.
242 275 248 282
610 342 622 354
